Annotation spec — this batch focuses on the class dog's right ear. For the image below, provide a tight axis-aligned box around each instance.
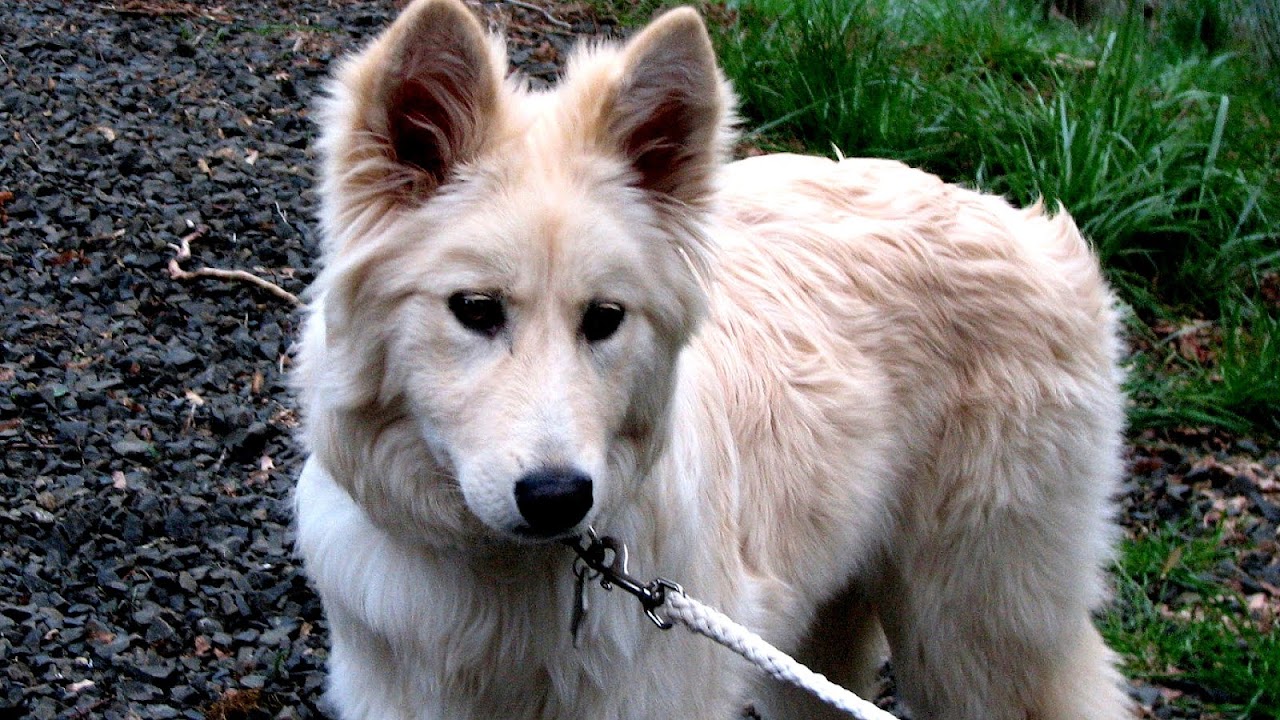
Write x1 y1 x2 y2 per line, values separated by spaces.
319 0 500 237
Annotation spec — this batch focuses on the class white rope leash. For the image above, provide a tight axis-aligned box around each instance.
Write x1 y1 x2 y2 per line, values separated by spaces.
663 590 898 720
564 530 899 720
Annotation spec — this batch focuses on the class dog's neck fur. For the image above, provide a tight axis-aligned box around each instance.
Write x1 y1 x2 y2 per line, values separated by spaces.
295 345 747 717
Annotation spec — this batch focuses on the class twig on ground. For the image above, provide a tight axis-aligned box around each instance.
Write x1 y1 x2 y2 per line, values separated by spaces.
102 1 231 22
494 0 572 29
168 226 301 307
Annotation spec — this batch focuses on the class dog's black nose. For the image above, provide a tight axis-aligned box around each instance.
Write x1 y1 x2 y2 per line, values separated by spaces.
514 468 593 537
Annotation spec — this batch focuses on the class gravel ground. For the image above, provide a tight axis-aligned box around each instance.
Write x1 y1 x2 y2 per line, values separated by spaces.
0 1 1275 719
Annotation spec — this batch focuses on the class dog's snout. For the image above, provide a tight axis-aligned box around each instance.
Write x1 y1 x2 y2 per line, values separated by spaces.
514 468 593 537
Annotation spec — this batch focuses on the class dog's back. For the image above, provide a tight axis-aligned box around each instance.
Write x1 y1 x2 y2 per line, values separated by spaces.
697 153 1128 719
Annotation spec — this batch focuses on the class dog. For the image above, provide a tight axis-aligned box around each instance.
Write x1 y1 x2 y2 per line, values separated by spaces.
292 1 1134 718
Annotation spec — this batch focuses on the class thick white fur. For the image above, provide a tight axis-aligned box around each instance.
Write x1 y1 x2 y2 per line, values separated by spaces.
293 1 1134 718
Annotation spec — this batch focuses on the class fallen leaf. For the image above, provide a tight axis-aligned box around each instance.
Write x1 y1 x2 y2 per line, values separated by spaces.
1161 545 1184 576
50 249 86 266
118 396 144 413
270 408 299 429
206 688 261 720
36 491 57 511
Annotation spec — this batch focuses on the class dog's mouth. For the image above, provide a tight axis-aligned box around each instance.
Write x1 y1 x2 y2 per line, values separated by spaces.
512 524 588 543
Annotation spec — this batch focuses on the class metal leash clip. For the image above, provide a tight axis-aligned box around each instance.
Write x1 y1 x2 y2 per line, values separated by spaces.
563 527 683 640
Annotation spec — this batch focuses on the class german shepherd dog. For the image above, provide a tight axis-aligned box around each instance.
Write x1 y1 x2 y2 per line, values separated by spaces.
293 1 1133 718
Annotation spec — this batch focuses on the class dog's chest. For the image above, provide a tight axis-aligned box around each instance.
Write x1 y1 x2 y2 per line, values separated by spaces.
391 562 654 717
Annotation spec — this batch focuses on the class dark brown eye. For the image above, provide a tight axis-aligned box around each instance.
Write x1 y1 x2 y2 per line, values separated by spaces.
581 301 625 343
448 292 505 336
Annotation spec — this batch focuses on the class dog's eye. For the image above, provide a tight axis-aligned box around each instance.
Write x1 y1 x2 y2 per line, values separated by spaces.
448 292 505 336
581 301 625 343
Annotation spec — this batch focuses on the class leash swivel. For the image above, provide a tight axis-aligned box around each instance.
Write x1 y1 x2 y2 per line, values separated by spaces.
561 528 899 719
563 527 683 632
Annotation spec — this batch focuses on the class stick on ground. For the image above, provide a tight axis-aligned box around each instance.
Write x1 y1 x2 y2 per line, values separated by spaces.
168 226 301 307
494 0 571 29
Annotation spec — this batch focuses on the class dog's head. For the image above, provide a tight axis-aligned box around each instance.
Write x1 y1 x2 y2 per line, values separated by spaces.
299 0 733 546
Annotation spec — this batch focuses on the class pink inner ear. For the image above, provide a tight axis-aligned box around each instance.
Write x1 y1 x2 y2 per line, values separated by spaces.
623 91 700 198
385 38 491 188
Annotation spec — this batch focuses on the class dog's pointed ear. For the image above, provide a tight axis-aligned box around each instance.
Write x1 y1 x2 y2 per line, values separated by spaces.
321 0 500 221
377 0 497 185
607 8 728 207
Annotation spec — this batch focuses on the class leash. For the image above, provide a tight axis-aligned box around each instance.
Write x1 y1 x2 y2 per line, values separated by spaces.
563 529 899 720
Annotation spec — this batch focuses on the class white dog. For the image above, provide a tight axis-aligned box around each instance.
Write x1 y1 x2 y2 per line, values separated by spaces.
292 1 1133 718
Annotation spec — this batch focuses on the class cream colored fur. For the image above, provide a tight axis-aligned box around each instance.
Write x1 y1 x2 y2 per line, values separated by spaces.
293 1 1134 718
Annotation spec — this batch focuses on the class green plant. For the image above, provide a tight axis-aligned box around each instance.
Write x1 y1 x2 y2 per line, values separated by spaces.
1157 0 1240 54
704 0 1280 435
588 0 684 26
716 0 941 159
1127 299 1280 434
1100 521 1280 717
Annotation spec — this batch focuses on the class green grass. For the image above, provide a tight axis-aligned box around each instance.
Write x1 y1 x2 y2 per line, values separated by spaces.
1099 521 1280 717
1128 303 1280 434
251 23 341 37
593 0 1280 437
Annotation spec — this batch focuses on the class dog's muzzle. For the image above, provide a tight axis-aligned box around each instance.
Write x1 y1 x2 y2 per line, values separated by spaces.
514 467 593 538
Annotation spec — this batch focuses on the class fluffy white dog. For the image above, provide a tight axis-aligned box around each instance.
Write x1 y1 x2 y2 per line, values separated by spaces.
292 1 1134 718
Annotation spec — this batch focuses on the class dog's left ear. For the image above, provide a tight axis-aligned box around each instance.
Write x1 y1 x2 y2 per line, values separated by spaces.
606 8 728 207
